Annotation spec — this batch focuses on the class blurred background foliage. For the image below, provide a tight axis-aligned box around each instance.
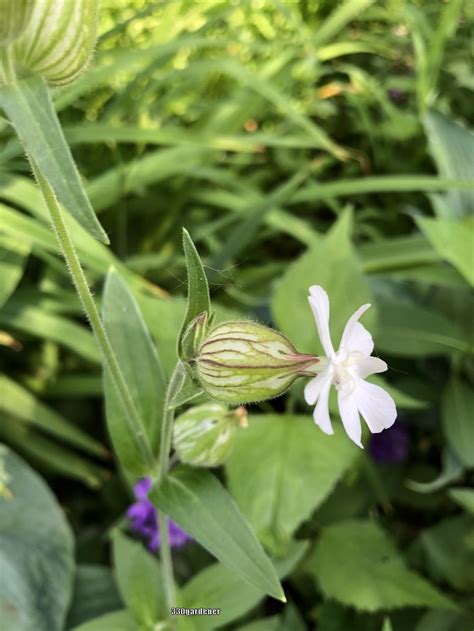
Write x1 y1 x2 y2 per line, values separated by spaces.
0 0 473 629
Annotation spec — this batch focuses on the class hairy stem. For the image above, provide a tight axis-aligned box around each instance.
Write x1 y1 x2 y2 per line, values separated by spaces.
157 362 185 611
31 162 155 471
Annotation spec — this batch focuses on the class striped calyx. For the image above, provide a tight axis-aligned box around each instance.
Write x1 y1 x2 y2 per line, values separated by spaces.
11 0 99 86
173 403 247 467
195 321 320 404
0 0 33 45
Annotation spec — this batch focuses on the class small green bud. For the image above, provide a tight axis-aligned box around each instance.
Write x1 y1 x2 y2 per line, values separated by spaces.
12 0 99 86
195 321 319 404
0 0 33 45
173 403 247 467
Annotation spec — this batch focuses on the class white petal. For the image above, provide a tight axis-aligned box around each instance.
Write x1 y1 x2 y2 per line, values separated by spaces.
340 303 373 356
337 390 363 447
358 357 387 379
313 377 334 435
353 379 397 434
304 371 331 405
308 286 335 356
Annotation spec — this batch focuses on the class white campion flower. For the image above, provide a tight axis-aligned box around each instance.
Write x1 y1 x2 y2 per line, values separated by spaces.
304 285 397 447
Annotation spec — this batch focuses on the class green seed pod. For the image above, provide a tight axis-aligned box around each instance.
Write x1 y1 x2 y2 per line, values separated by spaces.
0 0 33 45
12 0 99 86
173 403 247 467
195 321 319 404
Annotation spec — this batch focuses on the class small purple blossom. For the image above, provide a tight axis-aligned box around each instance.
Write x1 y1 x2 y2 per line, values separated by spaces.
127 477 192 552
369 421 409 463
387 88 407 104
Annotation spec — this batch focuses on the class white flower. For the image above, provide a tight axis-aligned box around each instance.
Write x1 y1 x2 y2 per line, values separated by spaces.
304 285 397 447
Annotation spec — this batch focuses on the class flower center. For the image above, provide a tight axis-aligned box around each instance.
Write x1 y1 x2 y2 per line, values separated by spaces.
329 348 362 396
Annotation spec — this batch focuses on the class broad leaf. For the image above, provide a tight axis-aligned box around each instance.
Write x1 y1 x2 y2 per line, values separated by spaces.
112 531 165 626
417 217 474 286
309 519 455 611
179 228 211 352
442 377 474 467
419 515 474 592
182 541 307 631
150 465 285 602
0 445 74 631
272 211 374 355
226 415 358 552
0 76 108 243
102 269 165 475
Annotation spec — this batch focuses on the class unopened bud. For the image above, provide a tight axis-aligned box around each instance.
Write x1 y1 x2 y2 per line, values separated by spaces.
173 403 247 467
12 0 99 86
195 321 319 404
0 0 33 45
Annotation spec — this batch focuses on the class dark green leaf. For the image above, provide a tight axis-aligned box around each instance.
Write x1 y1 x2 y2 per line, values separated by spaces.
150 465 285 602
442 378 474 467
0 445 74 631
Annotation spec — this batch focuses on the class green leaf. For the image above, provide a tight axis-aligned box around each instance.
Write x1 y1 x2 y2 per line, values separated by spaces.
424 110 474 217
0 298 99 363
416 217 474 286
0 76 108 243
0 375 106 458
375 299 471 356
419 515 474 592
182 541 307 631
272 211 374 354
66 565 123 629
0 235 29 308
179 228 211 353
150 465 285 602
226 415 358 552
448 488 474 514
309 519 455 611
1 419 106 488
442 378 474 467
72 610 138 631
111 531 165 626
415 609 474 631
102 269 165 475
312 0 376 47
0 445 74 631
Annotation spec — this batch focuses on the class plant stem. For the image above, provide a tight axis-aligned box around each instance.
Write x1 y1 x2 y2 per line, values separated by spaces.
31 162 155 472
157 362 185 611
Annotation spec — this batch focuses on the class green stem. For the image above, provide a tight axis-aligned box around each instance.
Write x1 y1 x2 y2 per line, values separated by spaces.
31 162 155 472
157 362 185 611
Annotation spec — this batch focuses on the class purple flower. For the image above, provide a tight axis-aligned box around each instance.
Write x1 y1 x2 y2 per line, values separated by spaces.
387 88 407 104
369 421 409 463
127 477 192 551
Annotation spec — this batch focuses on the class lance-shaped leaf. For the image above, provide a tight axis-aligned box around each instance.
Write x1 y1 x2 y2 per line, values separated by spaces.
102 269 165 475
178 229 211 354
0 75 108 243
150 466 285 602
